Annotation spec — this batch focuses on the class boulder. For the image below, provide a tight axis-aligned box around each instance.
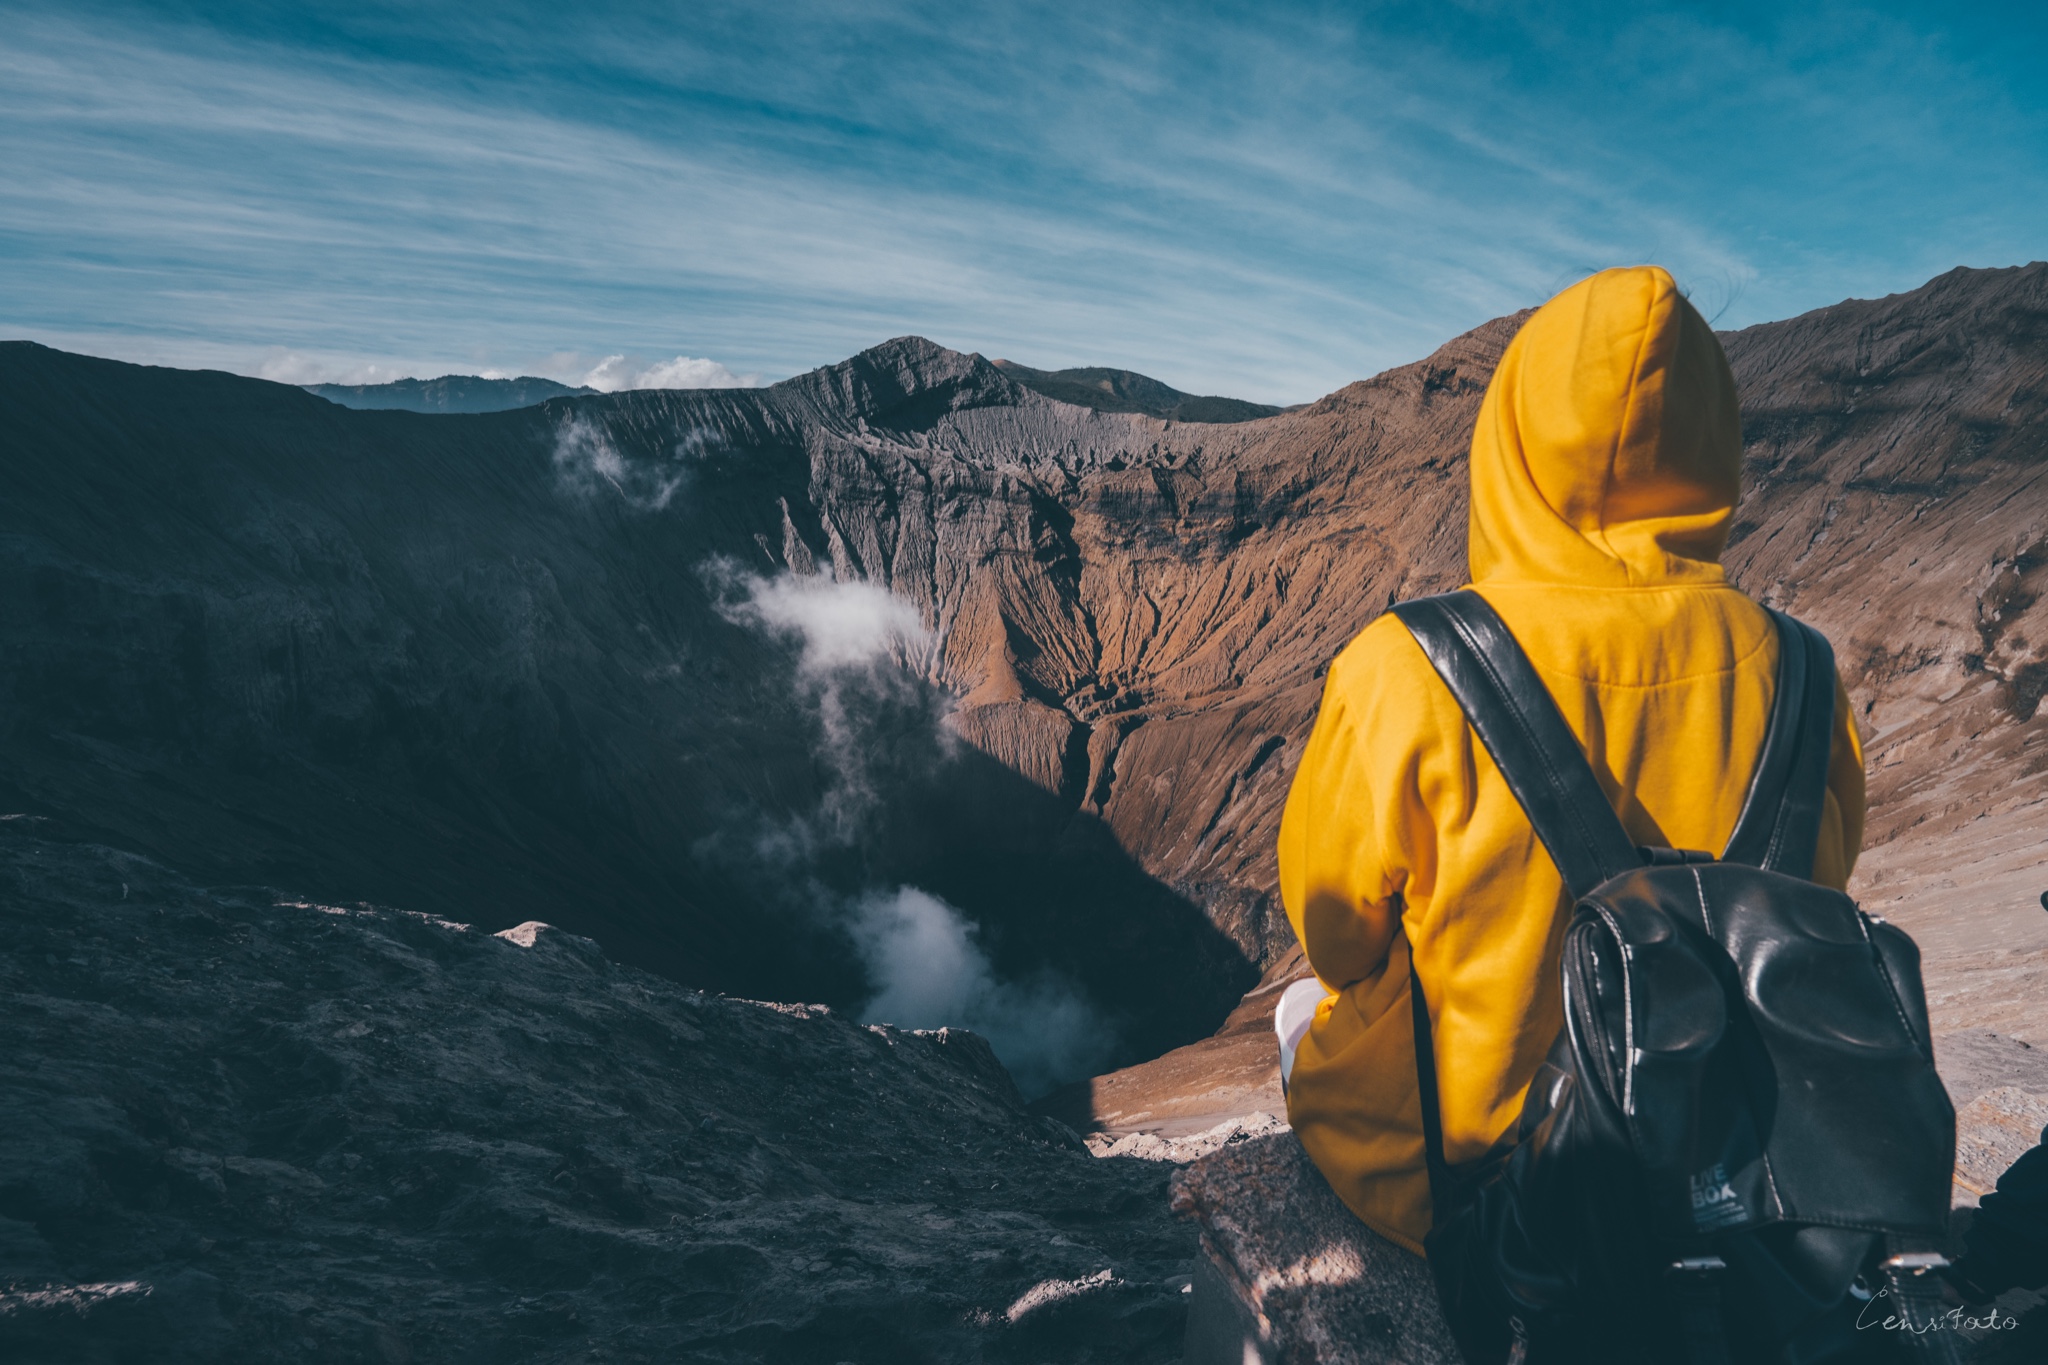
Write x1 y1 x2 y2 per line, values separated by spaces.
1172 1132 1459 1365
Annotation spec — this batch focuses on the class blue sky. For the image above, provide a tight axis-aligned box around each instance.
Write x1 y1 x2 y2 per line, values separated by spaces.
1 1 2043 404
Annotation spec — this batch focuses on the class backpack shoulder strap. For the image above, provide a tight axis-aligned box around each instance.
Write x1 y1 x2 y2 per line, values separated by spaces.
1721 610 1837 879
1391 590 1638 901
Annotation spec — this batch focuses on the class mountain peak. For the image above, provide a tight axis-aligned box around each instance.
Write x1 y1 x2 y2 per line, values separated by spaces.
777 335 1020 425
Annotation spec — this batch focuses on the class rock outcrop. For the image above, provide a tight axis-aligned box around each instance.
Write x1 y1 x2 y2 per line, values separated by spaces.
1171 1134 1458 1365
0 822 1194 1362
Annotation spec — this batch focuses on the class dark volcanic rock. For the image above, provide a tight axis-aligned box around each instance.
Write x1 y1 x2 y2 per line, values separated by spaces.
0 824 1194 1363
1171 1134 1458 1365
0 318 1530 1073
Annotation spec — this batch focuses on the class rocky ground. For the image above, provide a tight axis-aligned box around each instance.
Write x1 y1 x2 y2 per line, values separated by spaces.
16 816 2039 1365
1172 1127 2048 1365
0 824 1209 1364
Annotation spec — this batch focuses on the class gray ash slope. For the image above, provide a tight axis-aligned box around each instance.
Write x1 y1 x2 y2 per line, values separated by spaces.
0 824 1193 1363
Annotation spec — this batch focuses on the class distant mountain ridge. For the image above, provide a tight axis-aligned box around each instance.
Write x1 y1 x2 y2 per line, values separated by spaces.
307 373 596 412
311 362 1287 421
992 359 1288 422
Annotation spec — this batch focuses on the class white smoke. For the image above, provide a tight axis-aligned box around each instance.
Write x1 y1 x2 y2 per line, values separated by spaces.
716 567 930 676
710 567 1110 1097
552 416 721 511
580 354 760 392
849 886 1112 1100
708 562 939 848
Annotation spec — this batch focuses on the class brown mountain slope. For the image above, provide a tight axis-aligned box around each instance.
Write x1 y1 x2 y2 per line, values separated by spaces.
935 263 2048 1015
1040 263 2048 1132
0 312 1528 1084
1722 263 2048 1039
815 315 1526 967
982 263 2048 992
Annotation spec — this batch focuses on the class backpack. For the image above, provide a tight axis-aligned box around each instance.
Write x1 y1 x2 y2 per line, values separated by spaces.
1389 591 1960 1365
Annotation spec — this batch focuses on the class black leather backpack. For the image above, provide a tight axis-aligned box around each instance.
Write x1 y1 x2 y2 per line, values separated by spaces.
1390 591 1959 1365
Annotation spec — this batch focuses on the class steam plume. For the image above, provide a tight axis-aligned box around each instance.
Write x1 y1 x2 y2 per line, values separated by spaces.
849 886 1112 1100
707 566 1113 1097
552 416 721 511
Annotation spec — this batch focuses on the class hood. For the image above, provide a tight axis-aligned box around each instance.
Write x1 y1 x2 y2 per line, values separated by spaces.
1468 266 1742 587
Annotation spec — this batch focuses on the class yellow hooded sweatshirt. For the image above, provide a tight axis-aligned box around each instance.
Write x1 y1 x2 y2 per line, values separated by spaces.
1278 265 1866 1255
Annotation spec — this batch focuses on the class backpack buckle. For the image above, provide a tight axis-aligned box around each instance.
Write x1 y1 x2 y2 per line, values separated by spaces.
1668 1256 1728 1275
1881 1252 1950 1273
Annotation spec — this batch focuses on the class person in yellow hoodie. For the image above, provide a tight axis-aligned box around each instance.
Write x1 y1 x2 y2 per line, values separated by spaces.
1275 264 1866 1256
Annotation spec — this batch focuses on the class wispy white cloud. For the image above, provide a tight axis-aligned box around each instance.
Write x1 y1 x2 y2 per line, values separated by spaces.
254 349 416 386
227 346 761 390
0 2 2042 403
694 559 1104 1094
579 354 760 392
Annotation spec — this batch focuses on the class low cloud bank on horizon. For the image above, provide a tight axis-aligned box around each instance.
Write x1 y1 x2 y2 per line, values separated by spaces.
1 1 2043 405
259 349 760 391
